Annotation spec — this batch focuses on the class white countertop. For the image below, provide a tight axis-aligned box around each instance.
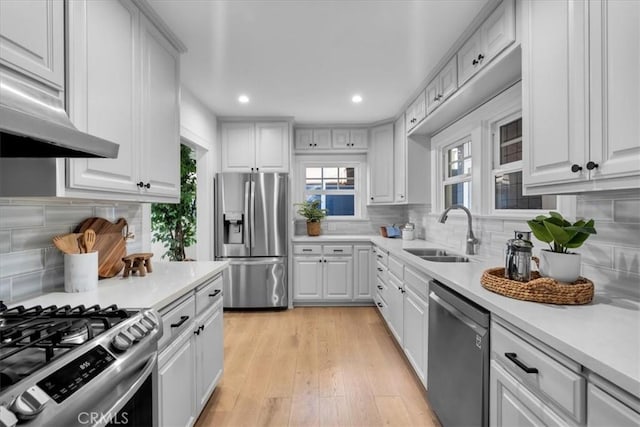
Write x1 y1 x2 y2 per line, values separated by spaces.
292 234 377 242
10 261 229 311
368 236 640 399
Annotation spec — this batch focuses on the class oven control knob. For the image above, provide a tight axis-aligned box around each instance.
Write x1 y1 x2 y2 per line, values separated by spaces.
128 324 145 341
111 331 134 352
135 321 150 335
0 405 18 427
10 386 49 421
140 317 155 331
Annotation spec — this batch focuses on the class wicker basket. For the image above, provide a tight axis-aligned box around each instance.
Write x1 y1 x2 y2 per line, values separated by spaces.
481 267 594 305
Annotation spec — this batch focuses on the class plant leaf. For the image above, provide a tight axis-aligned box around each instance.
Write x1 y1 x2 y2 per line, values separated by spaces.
527 220 553 243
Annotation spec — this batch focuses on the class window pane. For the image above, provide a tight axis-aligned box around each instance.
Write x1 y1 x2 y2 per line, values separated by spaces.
306 168 322 179
494 171 556 210
444 182 471 209
499 118 523 165
325 195 355 216
446 140 472 178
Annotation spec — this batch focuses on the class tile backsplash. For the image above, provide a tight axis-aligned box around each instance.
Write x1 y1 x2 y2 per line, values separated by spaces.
412 189 640 294
0 200 144 303
294 205 411 236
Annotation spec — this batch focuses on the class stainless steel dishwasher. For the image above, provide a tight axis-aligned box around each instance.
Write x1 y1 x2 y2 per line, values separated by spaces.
428 280 490 427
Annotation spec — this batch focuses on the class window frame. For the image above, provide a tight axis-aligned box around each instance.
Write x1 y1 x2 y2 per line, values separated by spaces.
296 156 366 220
442 136 473 209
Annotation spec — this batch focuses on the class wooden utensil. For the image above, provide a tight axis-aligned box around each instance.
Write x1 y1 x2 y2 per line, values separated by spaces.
52 233 82 254
83 229 96 253
75 218 128 278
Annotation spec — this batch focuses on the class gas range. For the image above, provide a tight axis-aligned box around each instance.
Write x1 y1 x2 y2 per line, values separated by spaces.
0 303 161 426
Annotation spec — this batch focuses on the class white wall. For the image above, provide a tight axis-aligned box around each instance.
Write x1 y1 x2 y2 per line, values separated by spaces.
148 86 218 261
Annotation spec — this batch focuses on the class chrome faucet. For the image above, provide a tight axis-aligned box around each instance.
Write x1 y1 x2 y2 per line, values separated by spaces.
438 205 479 255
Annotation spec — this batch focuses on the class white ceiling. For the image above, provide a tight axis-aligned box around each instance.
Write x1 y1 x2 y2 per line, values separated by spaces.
149 0 488 124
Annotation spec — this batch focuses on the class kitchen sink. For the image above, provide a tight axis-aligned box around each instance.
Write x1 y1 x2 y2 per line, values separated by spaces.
403 248 450 257
420 255 470 263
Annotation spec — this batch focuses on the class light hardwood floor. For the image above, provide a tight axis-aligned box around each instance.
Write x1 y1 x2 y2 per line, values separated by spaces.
195 306 441 427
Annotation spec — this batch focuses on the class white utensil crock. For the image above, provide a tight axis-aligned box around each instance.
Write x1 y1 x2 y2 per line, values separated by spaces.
64 252 98 292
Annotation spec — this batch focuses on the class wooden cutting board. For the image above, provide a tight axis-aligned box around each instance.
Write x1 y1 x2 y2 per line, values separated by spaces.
75 217 128 278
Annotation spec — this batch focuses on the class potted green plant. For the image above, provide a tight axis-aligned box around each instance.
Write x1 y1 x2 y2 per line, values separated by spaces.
527 211 596 282
295 200 328 236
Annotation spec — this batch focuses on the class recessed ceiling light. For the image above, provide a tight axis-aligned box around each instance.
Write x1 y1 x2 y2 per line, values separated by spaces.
351 94 363 104
238 95 250 104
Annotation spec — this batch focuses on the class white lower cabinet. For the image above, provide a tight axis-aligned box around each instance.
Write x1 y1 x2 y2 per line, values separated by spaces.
386 273 404 345
402 286 428 387
292 243 371 303
588 383 640 427
158 274 224 427
159 328 196 427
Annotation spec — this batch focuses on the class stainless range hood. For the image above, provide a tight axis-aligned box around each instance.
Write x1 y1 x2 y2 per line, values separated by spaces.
0 72 119 158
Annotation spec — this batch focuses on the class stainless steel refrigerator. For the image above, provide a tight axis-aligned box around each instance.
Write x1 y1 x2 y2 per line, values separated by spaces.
215 172 288 308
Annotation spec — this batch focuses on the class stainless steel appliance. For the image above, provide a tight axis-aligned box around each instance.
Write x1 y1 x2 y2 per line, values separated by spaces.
505 230 534 282
428 280 490 427
0 304 161 426
215 172 288 308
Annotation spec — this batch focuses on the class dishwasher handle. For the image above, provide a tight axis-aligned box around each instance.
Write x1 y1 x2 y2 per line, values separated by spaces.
430 292 487 336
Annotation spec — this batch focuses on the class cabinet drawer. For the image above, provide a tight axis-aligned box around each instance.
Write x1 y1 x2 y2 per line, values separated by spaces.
373 247 388 265
404 266 430 300
159 295 195 351
323 245 352 255
195 274 223 315
294 244 322 255
388 255 404 280
374 292 389 322
492 322 586 422
375 261 388 283
375 276 389 301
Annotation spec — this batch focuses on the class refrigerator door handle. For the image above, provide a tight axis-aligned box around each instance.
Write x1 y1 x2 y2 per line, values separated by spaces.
250 179 256 248
244 181 250 249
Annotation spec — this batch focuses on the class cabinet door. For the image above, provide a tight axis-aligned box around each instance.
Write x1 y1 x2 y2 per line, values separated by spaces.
425 78 440 116
159 333 196 427
0 0 64 89
393 115 407 203
403 288 427 386
295 129 314 150
588 384 640 427
255 122 289 172
332 129 350 148
490 360 568 427
67 0 140 194
482 0 515 63
439 56 458 103
324 256 353 300
196 304 223 411
522 0 589 189
589 0 640 183
350 129 368 149
457 28 482 86
221 122 255 171
353 245 372 301
386 276 404 345
140 14 180 198
313 129 332 149
368 123 394 204
293 256 323 300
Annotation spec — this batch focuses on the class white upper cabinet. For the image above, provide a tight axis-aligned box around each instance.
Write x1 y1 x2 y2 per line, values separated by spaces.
522 0 640 194
67 0 181 202
405 91 426 132
458 0 515 86
296 128 367 151
393 115 407 203
368 123 394 204
221 121 290 172
391 115 429 205
0 0 64 91
425 57 458 115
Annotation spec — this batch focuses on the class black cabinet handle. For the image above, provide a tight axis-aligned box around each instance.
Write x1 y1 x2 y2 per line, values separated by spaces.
586 161 599 170
477 53 484 61
194 329 200 336
377 267 383 272
472 59 478 66
377 285 383 290
137 181 144 188
377 302 383 308
199 325 205 332
333 249 343 253
171 315 189 328
144 182 150 189
370 197 374 200
208 289 222 298
571 164 583 173
400 288 405 294
302 248 313 252
505 352 539 374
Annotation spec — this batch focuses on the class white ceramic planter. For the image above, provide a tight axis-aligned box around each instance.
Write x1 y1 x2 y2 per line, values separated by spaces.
538 250 581 283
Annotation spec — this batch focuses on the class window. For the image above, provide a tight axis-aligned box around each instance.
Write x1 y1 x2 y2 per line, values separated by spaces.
492 116 556 211
303 166 358 217
443 138 472 209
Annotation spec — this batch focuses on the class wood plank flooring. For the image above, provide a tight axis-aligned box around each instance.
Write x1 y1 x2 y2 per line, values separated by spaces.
195 306 441 427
